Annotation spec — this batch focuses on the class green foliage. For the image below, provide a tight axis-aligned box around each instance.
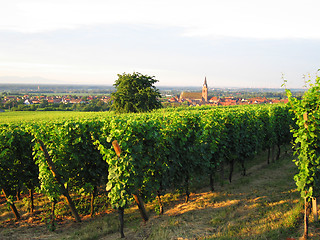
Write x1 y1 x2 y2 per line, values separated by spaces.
111 72 162 113
93 104 293 209
0 103 293 222
31 120 108 203
161 112 203 192
0 124 38 198
286 76 320 199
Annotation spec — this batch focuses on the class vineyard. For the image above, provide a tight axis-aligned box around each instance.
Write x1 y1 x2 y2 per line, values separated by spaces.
0 104 302 239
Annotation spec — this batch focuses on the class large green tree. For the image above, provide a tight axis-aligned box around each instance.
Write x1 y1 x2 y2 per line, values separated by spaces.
111 72 161 113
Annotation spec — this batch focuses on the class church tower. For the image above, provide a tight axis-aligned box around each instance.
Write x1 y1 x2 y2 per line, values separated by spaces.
202 77 208 102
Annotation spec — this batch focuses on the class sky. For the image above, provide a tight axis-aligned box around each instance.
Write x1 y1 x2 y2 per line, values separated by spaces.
0 0 320 88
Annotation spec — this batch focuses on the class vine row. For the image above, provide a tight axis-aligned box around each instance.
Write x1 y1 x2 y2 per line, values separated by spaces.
0 104 294 237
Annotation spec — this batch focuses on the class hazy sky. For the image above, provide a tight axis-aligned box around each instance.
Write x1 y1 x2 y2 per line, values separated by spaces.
1 0 320 88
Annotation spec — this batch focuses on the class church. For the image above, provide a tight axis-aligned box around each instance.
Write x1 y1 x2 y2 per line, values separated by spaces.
179 77 208 104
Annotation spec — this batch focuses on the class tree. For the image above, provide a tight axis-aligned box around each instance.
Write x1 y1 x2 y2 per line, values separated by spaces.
39 100 48 108
111 72 161 113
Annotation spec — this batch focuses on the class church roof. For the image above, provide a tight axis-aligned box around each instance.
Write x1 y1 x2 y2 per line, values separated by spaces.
180 91 202 100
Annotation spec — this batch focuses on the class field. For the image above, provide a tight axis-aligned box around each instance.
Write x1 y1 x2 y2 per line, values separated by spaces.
0 111 111 124
1 148 320 239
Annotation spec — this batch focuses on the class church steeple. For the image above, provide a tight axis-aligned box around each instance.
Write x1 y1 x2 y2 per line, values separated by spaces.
203 77 207 88
202 77 208 102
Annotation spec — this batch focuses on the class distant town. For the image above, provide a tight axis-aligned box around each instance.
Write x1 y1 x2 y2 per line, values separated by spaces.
0 82 305 111
164 78 290 107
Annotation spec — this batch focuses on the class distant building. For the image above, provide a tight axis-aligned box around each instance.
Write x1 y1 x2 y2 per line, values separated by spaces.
174 78 286 107
179 77 208 104
202 77 208 102
209 96 218 103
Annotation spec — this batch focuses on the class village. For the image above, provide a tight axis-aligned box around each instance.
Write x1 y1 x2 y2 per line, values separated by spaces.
1 91 288 110
2 94 111 105
166 78 288 107
0 79 290 111
167 94 288 106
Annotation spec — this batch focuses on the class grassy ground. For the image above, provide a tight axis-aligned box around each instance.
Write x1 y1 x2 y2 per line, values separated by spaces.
1 148 320 240
0 111 111 124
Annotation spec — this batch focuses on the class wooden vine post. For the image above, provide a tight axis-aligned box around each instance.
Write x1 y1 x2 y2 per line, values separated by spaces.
118 207 125 238
38 139 81 223
90 186 97 217
2 188 20 220
112 140 149 227
112 140 122 158
312 197 318 222
29 188 34 213
303 197 310 240
51 199 57 230
132 192 149 222
112 140 125 238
